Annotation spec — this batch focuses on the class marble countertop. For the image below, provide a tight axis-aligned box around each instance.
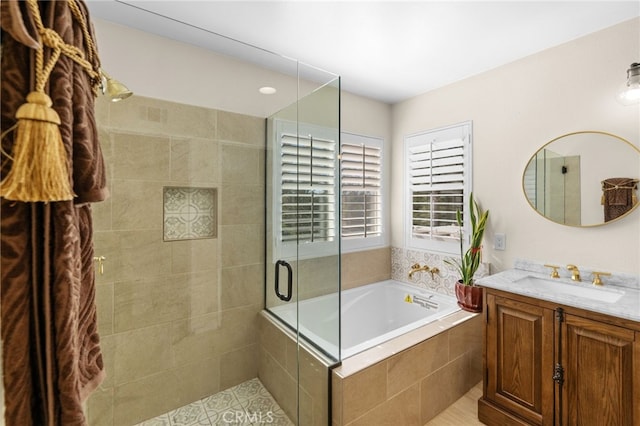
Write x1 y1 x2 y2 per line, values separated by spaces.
477 267 640 323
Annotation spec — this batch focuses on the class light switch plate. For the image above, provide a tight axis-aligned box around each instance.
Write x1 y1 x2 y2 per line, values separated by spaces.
494 233 506 251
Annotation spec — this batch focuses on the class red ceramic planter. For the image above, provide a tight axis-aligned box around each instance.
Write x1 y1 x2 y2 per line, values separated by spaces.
454 280 483 313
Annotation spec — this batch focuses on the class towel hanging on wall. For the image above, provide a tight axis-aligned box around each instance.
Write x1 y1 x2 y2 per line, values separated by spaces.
601 177 639 222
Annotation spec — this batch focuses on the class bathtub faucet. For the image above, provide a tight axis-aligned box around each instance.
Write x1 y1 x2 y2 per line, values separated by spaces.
409 263 430 279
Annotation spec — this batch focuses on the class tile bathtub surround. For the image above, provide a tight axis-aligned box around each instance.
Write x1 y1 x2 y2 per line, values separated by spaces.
341 247 392 290
258 312 332 426
332 313 483 426
135 378 293 426
87 95 265 425
391 247 490 296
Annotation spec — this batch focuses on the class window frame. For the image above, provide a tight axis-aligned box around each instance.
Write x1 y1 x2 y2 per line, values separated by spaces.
404 121 473 255
340 132 386 252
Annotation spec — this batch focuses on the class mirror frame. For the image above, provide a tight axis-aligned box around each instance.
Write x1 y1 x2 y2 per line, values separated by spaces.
522 130 640 227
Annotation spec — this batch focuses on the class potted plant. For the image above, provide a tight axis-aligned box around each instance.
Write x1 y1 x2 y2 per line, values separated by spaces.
445 192 489 312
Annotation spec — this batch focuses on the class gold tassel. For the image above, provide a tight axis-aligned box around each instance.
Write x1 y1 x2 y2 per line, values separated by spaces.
1 0 103 202
0 92 74 201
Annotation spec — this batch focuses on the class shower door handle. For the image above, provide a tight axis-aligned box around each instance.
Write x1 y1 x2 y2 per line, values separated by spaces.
275 260 293 302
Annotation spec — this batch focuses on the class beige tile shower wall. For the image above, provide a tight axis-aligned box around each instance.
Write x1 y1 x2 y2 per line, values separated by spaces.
331 314 482 426
87 95 265 425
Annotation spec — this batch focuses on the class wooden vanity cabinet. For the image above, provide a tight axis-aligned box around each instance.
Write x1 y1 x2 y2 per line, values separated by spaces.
479 293 555 425
478 288 640 426
561 314 637 425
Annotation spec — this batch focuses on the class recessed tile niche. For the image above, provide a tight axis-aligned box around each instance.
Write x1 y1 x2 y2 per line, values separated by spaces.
163 186 217 241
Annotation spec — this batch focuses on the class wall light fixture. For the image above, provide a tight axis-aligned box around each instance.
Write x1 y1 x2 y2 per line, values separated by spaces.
618 62 640 106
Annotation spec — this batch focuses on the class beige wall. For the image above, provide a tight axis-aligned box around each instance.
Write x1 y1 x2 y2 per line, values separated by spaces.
391 18 640 275
93 20 300 118
93 19 392 139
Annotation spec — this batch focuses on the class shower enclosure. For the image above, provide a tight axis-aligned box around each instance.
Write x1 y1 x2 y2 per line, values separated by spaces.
263 68 342 424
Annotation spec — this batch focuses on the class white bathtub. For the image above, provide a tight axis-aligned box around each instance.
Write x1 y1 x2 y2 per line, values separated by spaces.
269 280 460 359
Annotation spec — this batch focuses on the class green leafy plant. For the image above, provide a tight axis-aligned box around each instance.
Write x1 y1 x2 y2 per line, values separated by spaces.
445 192 489 286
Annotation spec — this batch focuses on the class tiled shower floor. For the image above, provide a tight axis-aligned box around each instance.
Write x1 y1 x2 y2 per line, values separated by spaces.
135 378 294 426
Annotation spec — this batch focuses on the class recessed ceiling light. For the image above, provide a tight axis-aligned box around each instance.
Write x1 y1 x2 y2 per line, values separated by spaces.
259 86 277 95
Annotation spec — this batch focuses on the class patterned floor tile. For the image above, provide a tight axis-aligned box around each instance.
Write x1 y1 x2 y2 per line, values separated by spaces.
242 394 281 418
203 402 246 425
230 378 265 403
168 400 210 426
201 388 240 412
136 378 293 426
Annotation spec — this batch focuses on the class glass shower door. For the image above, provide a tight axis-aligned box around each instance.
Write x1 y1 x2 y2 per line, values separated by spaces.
265 71 341 425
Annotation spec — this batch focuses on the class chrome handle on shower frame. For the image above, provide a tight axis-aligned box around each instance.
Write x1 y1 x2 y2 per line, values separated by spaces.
275 260 293 302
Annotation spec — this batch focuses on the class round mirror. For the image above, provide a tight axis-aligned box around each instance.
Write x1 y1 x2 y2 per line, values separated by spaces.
522 131 639 227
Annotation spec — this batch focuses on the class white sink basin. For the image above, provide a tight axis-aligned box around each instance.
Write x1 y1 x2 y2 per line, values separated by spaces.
514 276 624 303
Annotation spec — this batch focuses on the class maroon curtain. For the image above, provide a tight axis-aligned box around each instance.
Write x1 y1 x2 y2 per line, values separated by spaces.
1 1 108 424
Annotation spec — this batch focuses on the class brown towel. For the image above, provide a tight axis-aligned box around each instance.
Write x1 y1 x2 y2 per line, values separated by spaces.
1 1 107 425
602 177 635 205
602 177 638 222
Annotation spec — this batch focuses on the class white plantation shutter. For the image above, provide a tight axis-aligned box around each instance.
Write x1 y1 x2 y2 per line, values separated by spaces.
341 140 382 239
281 132 336 243
405 122 472 254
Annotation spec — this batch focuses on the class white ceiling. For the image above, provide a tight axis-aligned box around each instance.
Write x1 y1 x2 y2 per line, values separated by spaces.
87 1 640 104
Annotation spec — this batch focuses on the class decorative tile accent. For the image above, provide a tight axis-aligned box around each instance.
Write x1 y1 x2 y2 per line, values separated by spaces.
134 378 293 426
163 187 217 241
391 246 490 296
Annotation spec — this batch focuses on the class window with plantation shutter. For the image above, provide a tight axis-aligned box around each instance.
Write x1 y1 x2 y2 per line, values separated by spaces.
405 122 472 254
281 132 336 243
272 120 339 260
340 134 383 248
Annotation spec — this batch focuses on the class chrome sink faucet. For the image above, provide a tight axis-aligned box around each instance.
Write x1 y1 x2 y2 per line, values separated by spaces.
567 264 581 282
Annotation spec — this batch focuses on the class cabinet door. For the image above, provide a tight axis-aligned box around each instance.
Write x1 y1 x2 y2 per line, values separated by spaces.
562 315 637 426
485 294 555 425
